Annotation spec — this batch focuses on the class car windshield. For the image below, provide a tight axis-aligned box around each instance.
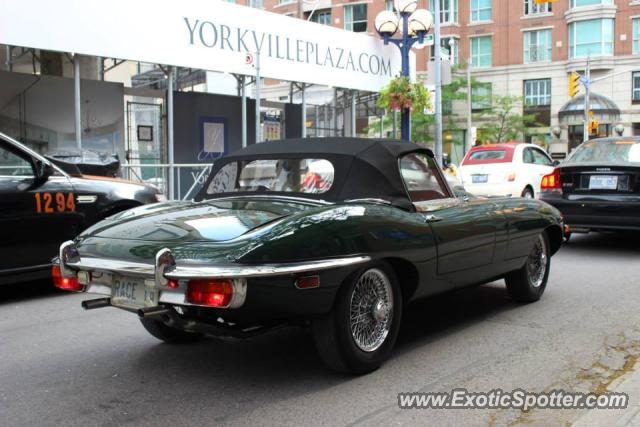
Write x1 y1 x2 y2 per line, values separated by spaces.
567 139 640 165
206 158 335 195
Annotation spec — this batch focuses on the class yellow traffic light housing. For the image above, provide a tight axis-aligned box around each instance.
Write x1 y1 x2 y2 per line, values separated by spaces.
568 72 580 98
589 120 600 135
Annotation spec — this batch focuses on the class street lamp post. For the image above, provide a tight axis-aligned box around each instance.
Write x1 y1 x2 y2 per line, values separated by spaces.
374 0 433 142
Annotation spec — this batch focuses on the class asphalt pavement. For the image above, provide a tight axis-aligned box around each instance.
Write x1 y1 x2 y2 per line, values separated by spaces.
1 232 639 427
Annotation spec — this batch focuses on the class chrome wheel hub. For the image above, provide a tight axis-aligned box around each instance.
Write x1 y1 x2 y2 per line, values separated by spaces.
526 235 547 288
349 268 393 353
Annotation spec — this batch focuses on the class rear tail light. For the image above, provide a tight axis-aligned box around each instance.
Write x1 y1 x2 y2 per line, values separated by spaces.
52 264 82 291
507 172 517 182
186 279 234 307
541 168 562 191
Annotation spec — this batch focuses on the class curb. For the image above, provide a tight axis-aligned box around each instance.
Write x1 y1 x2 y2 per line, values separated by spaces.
573 368 640 426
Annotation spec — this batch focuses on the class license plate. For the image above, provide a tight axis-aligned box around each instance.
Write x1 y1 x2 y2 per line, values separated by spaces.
589 175 618 190
111 276 158 309
472 174 488 183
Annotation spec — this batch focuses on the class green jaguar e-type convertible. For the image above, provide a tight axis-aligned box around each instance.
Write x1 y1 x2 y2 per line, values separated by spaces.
54 138 563 374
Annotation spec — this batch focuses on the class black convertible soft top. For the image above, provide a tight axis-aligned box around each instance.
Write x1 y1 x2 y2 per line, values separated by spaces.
196 138 438 210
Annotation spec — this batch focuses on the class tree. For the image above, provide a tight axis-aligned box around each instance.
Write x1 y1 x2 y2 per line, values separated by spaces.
475 95 539 143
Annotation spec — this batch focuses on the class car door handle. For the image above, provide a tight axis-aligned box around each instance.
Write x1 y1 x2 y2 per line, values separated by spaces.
424 214 443 223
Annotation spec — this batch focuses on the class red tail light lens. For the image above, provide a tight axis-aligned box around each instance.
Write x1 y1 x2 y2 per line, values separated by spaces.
541 168 562 191
52 264 82 291
186 279 234 307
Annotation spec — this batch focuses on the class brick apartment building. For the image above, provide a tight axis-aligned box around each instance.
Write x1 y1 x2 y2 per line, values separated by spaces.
247 0 640 158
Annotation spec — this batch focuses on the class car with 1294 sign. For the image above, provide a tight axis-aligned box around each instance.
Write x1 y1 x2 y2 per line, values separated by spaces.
53 138 563 374
0 132 164 285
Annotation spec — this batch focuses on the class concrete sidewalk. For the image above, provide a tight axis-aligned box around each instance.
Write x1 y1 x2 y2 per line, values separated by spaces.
573 367 640 426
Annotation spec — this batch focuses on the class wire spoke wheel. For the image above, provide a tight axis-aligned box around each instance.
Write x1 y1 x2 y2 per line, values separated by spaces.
349 268 393 353
526 235 547 288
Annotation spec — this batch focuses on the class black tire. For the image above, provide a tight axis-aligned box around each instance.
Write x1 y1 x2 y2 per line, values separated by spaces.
140 318 203 344
312 261 402 375
505 232 551 303
521 187 534 199
563 232 572 243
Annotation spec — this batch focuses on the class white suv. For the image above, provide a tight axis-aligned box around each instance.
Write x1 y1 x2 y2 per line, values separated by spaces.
459 143 556 198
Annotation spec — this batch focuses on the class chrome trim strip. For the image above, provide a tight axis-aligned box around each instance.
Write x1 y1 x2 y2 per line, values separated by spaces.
67 255 371 279
67 258 154 277
165 256 371 279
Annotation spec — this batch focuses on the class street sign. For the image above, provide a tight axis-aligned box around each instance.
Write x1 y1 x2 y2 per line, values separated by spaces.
423 34 434 46
579 75 592 87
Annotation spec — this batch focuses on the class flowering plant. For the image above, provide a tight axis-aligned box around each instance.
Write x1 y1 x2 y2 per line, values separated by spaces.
376 75 432 113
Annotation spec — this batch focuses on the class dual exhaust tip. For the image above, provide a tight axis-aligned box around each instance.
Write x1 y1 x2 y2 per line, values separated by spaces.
81 298 171 319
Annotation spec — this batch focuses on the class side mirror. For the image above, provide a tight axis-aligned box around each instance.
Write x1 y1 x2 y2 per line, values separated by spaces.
34 159 54 184
552 160 560 167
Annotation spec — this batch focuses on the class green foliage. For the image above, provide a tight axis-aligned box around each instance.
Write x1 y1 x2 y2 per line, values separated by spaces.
475 95 539 143
376 75 432 113
368 66 537 146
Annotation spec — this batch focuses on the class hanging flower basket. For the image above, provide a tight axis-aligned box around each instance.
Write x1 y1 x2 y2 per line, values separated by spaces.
376 75 432 113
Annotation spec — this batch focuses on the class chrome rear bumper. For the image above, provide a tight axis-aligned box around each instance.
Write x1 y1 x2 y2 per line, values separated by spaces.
57 240 370 309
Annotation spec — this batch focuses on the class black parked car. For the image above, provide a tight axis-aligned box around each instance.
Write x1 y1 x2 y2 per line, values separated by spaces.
540 137 640 239
0 132 164 285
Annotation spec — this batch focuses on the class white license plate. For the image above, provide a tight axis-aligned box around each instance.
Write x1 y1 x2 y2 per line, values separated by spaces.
111 276 158 309
589 175 618 190
472 174 488 183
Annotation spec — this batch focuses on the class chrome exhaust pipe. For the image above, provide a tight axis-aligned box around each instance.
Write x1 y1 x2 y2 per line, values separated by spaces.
81 298 111 310
138 306 171 319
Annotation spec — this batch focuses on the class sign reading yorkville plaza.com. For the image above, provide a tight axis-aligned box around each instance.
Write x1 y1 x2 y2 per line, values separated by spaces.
0 0 405 92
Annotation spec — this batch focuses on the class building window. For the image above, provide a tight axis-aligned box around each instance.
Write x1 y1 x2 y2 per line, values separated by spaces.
570 0 613 8
433 37 458 65
429 0 458 24
569 19 614 58
249 0 264 9
472 82 492 111
634 19 639 55
471 0 492 22
633 72 640 103
385 0 394 11
524 0 551 15
524 79 551 106
311 9 331 25
344 4 367 32
278 0 294 4
471 36 492 68
523 29 552 63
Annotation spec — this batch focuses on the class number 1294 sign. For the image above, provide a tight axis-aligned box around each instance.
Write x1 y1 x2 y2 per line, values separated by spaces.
34 192 76 213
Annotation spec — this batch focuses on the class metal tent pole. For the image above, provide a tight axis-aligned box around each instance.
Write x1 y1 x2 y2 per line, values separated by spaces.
255 51 261 143
241 75 247 148
301 84 307 138
167 66 175 200
5 45 12 71
73 54 82 149
351 91 356 137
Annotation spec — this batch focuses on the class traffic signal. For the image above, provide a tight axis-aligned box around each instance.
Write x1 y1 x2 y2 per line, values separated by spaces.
589 120 600 135
568 72 580 98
